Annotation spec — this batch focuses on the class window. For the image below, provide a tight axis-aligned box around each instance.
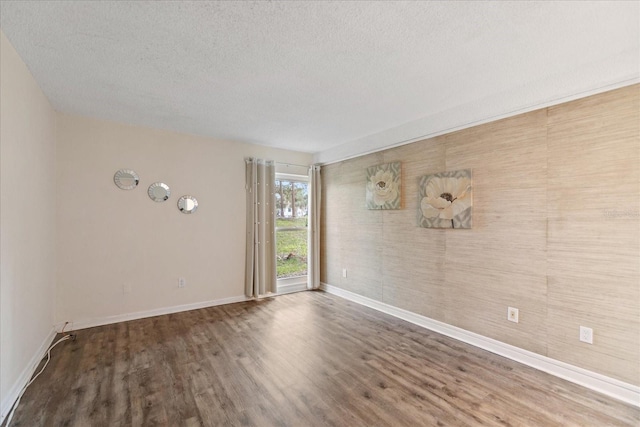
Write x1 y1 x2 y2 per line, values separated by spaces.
275 175 308 280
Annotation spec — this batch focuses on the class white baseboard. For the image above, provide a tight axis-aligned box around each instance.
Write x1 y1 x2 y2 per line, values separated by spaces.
320 282 640 408
1 327 58 424
68 295 250 331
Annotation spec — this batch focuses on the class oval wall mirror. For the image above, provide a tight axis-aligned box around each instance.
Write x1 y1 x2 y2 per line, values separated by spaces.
148 182 170 202
114 169 140 190
178 195 198 214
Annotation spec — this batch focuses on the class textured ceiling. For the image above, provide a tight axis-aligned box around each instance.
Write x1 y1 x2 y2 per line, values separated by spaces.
1 1 638 160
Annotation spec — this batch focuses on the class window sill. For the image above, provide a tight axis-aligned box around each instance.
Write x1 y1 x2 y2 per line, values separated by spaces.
277 275 308 295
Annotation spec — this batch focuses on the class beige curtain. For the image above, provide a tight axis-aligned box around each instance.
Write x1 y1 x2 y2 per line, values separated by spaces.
245 158 277 298
307 165 321 290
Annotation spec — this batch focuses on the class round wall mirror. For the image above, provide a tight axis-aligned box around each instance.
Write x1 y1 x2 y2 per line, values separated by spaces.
114 169 139 190
148 182 170 202
178 195 198 214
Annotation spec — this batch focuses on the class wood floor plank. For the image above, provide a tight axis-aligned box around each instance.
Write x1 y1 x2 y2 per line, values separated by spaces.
5 291 639 426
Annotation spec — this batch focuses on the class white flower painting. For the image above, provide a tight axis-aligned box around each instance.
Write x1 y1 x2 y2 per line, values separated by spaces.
366 162 401 210
418 169 472 228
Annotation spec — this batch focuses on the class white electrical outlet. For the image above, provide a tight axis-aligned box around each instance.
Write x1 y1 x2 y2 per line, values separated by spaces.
507 307 519 323
178 277 186 288
580 326 593 344
342 268 347 278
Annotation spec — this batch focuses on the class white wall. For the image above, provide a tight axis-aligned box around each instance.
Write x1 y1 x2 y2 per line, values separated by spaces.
0 32 57 412
55 114 312 326
1 28 311 415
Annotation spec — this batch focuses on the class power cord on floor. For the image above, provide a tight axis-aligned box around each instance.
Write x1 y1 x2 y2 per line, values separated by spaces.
4 322 76 427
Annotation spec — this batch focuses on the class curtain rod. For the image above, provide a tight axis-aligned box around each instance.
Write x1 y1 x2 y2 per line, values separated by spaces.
246 158 313 168
275 162 311 169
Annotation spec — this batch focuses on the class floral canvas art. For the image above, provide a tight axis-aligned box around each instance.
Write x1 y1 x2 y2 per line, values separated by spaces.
418 169 472 228
366 162 401 209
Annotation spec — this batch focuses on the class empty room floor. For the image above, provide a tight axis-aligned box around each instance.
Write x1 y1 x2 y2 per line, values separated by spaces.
6 291 639 426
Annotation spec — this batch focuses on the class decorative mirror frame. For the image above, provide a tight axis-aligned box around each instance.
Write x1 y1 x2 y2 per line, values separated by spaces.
113 169 140 190
178 195 198 214
148 182 171 202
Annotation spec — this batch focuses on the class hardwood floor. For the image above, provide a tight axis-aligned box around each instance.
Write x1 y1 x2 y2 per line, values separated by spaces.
6 291 640 426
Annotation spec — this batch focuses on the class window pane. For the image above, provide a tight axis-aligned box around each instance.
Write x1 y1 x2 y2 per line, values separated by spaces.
275 178 309 279
276 229 307 278
293 181 308 217
276 217 307 228
275 179 309 220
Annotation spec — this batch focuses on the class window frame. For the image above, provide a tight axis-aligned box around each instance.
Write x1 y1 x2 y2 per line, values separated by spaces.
275 172 309 293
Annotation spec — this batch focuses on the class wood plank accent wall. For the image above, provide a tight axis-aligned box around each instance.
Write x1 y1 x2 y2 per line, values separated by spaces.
320 84 639 386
